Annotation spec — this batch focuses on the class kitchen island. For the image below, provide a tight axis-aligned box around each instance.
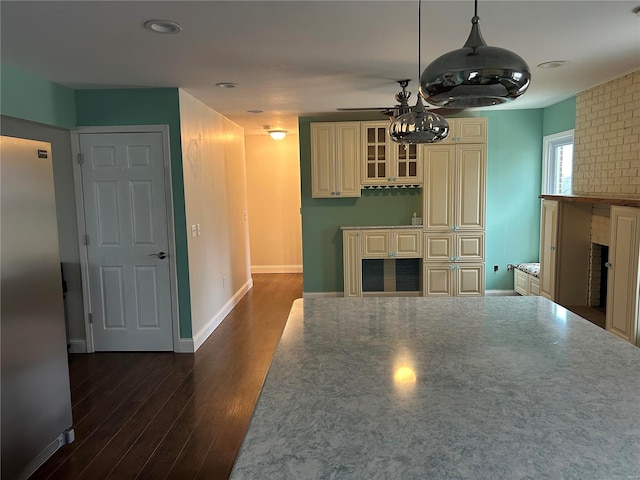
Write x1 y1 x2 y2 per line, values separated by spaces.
230 296 640 479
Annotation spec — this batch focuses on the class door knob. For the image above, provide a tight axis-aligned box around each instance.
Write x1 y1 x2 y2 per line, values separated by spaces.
149 251 167 259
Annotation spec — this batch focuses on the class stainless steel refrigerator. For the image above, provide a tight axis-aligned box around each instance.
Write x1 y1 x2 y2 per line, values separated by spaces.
1 135 74 480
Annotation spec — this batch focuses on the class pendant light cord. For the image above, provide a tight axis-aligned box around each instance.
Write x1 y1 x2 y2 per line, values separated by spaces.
418 0 421 81
474 0 478 18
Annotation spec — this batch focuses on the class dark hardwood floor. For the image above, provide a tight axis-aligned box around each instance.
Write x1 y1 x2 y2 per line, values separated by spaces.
32 273 303 480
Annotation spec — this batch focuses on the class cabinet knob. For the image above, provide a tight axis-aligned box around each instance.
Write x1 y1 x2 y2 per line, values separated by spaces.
449 264 455 270
550 246 556 251
605 261 612 268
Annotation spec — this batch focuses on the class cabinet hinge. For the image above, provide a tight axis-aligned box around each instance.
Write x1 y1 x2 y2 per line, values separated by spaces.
83 234 90 245
77 153 85 165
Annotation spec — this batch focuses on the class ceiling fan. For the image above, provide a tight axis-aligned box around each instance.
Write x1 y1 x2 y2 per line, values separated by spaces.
336 79 462 118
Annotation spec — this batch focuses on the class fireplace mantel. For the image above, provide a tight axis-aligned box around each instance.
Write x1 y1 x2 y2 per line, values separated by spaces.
539 194 640 207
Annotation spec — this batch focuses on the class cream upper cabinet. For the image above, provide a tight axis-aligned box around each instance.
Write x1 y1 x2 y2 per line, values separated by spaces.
423 144 486 232
440 117 487 144
361 121 422 185
606 206 640 345
311 122 361 198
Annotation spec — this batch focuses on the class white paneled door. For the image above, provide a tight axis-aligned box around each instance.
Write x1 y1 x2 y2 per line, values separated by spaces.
79 132 173 351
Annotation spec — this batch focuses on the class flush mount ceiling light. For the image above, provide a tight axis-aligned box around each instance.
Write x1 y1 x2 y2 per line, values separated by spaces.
143 19 182 34
420 0 531 108
263 126 287 140
216 82 238 89
246 109 264 114
537 60 567 69
388 0 449 144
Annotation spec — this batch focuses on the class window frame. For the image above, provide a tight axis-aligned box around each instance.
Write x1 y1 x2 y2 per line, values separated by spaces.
541 129 574 195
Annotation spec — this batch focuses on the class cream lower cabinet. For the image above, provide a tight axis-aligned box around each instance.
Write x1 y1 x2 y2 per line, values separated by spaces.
606 206 640 345
423 263 485 296
342 227 423 297
311 122 361 198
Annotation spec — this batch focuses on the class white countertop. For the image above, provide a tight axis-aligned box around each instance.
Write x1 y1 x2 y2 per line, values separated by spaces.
231 296 640 479
340 225 423 230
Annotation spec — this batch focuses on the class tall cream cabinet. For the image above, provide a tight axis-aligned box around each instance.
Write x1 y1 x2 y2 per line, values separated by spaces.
311 122 361 198
606 206 640 345
538 199 591 306
422 118 487 296
361 121 422 185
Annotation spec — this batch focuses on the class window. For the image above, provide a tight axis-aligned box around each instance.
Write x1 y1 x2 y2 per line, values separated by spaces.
542 130 574 195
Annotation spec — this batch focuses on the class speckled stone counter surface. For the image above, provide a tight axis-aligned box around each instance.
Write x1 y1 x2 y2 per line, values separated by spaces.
231 297 640 480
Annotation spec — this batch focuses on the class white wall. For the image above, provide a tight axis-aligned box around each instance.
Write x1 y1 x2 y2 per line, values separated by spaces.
245 134 302 273
178 90 252 349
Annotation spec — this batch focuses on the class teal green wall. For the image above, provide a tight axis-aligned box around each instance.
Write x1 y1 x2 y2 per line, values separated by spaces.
483 110 544 289
75 89 192 338
1 64 76 128
299 110 545 293
542 97 576 135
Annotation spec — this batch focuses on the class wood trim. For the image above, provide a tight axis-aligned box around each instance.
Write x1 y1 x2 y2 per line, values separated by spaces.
539 194 640 207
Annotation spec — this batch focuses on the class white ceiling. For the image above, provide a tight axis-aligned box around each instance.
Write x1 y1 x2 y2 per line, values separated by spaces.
2 1 639 136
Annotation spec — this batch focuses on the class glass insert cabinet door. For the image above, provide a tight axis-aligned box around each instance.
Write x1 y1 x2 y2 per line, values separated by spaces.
396 143 419 180
363 124 387 182
361 121 423 185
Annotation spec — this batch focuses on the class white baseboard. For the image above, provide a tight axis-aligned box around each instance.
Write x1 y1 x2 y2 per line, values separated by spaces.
192 278 254 352
302 291 343 298
251 265 303 274
174 337 195 354
486 290 518 296
68 338 87 354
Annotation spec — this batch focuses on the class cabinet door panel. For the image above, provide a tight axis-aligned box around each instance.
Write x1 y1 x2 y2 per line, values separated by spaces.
362 122 389 184
539 200 558 300
606 206 640 343
423 264 453 296
424 146 454 230
362 230 391 258
311 123 336 198
394 230 422 257
457 264 484 296
456 118 487 143
336 123 361 197
424 234 453 261
456 145 486 230
394 143 422 184
456 233 485 261
343 231 362 297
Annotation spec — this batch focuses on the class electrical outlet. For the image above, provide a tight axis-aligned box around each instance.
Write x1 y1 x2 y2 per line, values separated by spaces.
493 265 499 272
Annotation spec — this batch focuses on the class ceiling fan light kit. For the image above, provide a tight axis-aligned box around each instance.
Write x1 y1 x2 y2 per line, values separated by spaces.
420 0 531 108
388 96 449 144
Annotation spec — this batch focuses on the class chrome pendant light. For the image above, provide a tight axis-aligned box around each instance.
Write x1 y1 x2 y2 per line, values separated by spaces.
389 0 449 144
420 0 531 108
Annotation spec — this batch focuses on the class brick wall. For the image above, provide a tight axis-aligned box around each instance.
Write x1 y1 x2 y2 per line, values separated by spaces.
573 70 640 197
590 204 610 246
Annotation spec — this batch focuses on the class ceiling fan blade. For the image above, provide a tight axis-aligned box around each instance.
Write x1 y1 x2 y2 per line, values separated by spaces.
336 107 396 111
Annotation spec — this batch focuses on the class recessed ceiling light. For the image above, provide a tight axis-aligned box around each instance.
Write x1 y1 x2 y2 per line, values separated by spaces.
143 19 182 34
537 61 567 69
247 109 264 114
216 82 238 89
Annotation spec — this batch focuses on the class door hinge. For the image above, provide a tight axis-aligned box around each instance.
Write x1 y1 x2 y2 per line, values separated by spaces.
83 234 90 245
88 313 93 324
77 152 85 165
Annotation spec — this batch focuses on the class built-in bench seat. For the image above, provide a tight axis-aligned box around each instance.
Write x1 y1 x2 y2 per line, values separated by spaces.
511 263 540 296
